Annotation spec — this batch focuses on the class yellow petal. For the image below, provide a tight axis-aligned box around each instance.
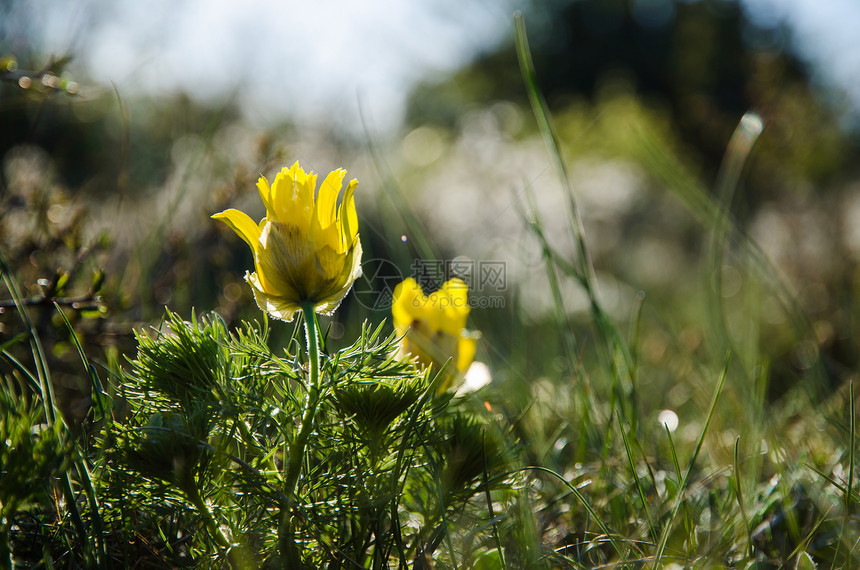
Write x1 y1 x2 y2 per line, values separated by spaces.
310 244 349 298
301 167 318 201
423 291 443 332
212 209 263 252
346 238 363 283
316 222 343 255
316 169 344 231
311 169 344 253
313 240 363 315
291 161 311 188
311 175 344 254
272 163 312 232
256 176 274 216
440 278 470 335
392 278 424 335
255 221 314 299
339 179 359 246
457 333 477 372
246 271 301 321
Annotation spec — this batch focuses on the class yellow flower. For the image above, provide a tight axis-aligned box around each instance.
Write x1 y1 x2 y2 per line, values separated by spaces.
212 162 362 321
392 277 477 392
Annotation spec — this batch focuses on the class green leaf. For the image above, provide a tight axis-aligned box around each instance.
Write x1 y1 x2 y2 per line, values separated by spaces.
795 551 816 570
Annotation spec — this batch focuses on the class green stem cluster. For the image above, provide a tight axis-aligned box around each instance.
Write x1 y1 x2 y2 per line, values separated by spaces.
186 482 231 549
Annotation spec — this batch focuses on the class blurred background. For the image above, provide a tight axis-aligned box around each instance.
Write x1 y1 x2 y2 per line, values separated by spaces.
2 0 860 423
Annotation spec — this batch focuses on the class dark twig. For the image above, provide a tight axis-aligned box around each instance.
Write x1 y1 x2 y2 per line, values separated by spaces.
0 294 102 310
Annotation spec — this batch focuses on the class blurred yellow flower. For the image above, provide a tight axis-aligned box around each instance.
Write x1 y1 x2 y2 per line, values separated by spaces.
212 162 362 321
392 277 477 392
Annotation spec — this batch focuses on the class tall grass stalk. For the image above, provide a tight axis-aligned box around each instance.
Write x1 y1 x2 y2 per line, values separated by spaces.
515 12 637 435
652 356 728 567
0 251 101 565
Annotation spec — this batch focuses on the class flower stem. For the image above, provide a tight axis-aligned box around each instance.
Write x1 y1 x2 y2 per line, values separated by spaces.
280 304 321 567
186 480 230 549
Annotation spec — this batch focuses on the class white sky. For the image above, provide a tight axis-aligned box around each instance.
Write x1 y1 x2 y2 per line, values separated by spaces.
741 0 860 121
3 0 859 132
4 0 514 132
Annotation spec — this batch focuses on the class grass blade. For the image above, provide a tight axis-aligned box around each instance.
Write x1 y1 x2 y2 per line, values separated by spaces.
653 355 729 567
618 411 657 543
521 465 628 562
514 12 595 296
733 435 753 559
846 380 856 512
